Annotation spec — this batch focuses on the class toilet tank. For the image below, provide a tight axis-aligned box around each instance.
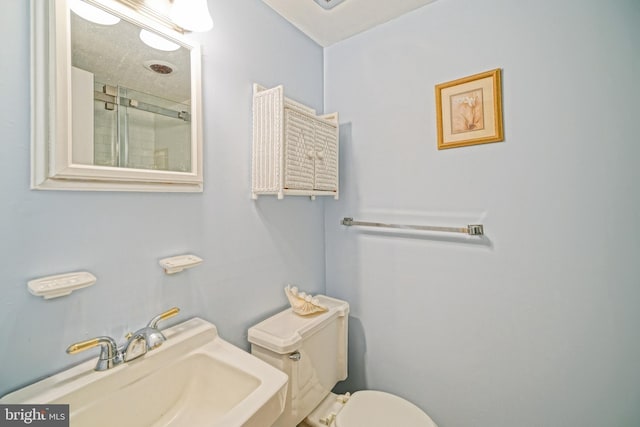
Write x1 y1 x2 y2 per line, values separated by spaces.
248 295 349 427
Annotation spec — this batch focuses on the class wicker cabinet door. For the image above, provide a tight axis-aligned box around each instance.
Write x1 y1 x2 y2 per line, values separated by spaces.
313 120 338 191
283 108 315 190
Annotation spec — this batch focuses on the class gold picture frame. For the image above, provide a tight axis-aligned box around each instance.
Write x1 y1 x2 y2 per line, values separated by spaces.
435 68 503 150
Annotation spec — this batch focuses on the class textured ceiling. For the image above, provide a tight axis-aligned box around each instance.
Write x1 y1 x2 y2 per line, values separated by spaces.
71 11 191 104
261 0 437 46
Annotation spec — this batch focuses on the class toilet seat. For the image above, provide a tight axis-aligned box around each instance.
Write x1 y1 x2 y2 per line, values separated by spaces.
335 390 437 427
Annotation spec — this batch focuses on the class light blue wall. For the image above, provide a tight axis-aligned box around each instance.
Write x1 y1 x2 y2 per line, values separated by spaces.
4 0 640 425
324 0 640 426
0 0 325 396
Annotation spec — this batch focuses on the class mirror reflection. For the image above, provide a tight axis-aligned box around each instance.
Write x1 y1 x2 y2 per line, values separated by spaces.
70 1 192 172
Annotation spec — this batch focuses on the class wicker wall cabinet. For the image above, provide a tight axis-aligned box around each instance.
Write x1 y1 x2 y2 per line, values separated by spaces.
252 84 339 200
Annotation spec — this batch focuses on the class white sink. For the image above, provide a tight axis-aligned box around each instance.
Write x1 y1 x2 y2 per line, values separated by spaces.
1 318 288 427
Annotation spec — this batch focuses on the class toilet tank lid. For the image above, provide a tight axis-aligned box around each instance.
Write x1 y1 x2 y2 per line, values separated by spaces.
248 295 349 354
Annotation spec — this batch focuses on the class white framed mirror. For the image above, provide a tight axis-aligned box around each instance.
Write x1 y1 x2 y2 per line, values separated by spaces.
31 0 203 192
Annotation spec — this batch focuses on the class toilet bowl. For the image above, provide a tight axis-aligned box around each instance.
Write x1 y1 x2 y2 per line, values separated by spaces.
248 294 438 427
301 390 436 427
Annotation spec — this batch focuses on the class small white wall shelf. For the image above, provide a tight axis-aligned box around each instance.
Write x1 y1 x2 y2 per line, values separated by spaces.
252 84 339 200
159 254 203 274
28 271 97 299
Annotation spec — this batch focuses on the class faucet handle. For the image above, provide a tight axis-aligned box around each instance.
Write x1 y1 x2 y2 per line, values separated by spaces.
147 307 180 328
66 336 122 371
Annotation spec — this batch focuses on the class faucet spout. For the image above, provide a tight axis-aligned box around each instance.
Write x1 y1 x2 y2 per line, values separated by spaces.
122 307 181 361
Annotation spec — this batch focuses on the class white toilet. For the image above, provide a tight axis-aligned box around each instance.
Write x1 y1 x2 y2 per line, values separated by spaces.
248 295 438 427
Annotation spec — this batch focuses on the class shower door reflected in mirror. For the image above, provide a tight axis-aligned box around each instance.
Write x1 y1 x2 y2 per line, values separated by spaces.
71 3 191 172
31 0 203 192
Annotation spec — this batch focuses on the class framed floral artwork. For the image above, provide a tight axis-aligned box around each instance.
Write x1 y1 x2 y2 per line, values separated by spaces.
435 68 504 149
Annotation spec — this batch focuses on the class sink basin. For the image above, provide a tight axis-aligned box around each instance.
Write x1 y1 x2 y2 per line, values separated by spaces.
1 318 288 427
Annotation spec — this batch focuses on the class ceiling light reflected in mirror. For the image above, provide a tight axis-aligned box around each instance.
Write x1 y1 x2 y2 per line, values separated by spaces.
139 29 181 51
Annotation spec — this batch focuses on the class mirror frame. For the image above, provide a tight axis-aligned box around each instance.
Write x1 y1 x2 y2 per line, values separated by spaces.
31 0 204 192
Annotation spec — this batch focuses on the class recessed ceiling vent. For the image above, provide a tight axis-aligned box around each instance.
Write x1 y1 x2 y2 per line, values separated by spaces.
312 0 347 10
143 60 175 75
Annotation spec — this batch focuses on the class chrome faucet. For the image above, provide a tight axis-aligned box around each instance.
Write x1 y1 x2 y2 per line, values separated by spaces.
122 307 180 362
66 307 180 371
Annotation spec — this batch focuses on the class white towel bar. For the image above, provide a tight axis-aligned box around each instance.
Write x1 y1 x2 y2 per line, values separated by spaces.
341 217 484 236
